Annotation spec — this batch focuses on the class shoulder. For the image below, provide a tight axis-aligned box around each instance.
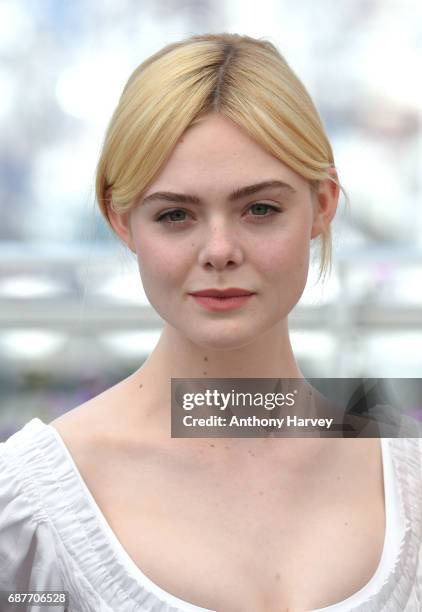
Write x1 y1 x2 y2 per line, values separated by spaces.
48 370 158 456
49 370 140 435
0 418 65 522
387 420 422 503
0 419 47 513
0 420 65 591
47 372 162 490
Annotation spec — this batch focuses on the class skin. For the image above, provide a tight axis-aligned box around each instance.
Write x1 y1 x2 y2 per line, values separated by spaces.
107 112 339 431
50 114 385 611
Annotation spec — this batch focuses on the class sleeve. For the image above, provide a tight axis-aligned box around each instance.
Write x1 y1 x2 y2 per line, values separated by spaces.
0 442 67 612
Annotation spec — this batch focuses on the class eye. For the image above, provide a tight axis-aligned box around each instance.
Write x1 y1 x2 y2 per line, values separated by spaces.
155 209 191 225
155 203 282 227
247 203 281 219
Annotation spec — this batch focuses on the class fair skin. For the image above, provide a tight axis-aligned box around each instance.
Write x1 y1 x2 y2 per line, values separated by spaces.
50 113 385 611
107 112 339 438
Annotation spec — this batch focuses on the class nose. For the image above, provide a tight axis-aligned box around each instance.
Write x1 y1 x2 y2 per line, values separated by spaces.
197 219 244 270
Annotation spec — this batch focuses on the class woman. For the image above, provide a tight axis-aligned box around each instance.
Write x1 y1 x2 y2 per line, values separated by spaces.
1 33 421 612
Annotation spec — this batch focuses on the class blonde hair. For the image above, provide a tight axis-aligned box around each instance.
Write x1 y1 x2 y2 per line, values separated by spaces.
96 32 345 284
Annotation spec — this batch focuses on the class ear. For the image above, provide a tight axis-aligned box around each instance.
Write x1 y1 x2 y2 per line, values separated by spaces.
106 195 137 253
310 167 340 239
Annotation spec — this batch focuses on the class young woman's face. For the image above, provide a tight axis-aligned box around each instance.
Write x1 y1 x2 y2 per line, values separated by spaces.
126 113 328 349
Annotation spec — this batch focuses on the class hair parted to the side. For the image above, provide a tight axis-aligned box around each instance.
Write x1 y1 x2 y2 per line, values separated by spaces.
96 32 346 284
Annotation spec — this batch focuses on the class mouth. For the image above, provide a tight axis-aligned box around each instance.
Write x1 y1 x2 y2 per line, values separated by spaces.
188 290 256 312
189 288 255 298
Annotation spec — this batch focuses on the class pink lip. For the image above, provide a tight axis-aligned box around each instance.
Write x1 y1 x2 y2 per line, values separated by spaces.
190 288 254 298
190 294 254 312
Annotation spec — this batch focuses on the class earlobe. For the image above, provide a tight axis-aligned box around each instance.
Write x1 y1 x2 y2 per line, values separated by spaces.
106 199 137 253
311 173 340 239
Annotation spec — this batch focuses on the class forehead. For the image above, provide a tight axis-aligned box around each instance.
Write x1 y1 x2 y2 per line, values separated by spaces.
144 113 307 195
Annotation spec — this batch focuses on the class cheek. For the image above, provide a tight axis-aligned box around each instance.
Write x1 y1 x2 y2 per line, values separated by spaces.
133 233 190 286
255 230 311 279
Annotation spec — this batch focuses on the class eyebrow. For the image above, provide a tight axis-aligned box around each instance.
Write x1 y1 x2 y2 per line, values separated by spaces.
140 180 297 206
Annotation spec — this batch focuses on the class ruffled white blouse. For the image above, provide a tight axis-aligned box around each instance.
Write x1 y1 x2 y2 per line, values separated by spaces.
0 418 421 612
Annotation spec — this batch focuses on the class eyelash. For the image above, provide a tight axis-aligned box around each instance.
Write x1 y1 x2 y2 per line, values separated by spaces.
155 203 282 226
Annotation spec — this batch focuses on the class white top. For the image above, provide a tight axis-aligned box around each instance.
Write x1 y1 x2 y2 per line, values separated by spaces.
0 417 421 612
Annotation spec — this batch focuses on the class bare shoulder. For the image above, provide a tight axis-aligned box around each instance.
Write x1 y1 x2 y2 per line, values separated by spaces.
50 385 114 436
48 371 145 452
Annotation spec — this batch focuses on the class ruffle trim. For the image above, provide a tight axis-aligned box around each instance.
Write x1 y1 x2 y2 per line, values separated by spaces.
5 418 422 612
348 431 422 611
5 418 212 612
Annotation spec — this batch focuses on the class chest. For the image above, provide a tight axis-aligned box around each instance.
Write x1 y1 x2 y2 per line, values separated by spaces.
81 442 386 612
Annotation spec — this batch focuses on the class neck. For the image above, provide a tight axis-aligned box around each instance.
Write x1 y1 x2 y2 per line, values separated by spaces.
139 319 304 381
126 322 328 450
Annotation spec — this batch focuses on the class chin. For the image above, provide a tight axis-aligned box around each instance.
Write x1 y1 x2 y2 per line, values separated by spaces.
184 325 263 352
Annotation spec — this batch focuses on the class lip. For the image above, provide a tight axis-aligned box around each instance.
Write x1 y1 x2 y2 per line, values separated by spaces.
189 288 255 297
189 292 255 312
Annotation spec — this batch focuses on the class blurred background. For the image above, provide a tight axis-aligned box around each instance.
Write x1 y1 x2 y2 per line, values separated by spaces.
0 0 421 437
